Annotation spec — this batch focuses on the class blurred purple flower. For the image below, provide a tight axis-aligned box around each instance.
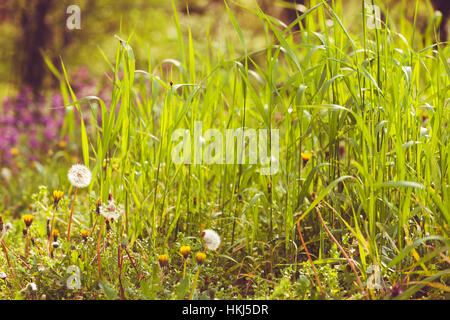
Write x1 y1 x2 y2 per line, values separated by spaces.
0 66 110 166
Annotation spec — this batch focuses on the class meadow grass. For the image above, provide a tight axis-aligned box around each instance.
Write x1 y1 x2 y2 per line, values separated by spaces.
0 0 448 299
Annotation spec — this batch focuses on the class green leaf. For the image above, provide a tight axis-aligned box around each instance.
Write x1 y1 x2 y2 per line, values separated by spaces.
374 181 425 190
394 268 450 300
99 281 119 300
387 236 448 269
176 277 190 300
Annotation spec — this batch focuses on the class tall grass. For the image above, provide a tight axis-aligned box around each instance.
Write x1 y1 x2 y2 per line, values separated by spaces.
47 0 448 298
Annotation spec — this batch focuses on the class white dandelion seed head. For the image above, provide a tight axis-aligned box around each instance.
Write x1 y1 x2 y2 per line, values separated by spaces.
1 168 11 181
100 201 122 222
3 222 12 234
201 229 221 251
27 282 37 291
68 164 92 188
0 272 6 279
1 222 12 239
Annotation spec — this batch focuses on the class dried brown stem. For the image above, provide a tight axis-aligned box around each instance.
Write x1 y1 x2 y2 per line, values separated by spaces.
296 219 326 299
315 206 365 295
1 240 16 278
97 218 106 280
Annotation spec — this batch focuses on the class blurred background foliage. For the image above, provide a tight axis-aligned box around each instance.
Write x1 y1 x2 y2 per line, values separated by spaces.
0 0 447 95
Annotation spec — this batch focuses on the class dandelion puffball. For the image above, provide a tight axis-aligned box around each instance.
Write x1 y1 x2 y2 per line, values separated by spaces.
100 201 122 222
27 283 37 291
68 164 92 188
4 223 12 233
201 229 221 251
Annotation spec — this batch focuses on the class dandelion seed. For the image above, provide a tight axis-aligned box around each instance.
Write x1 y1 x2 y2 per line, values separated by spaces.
67 164 91 243
4 223 12 233
1 219 12 241
1 168 11 181
68 164 92 188
99 201 122 222
67 164 92 243
201 229 221 251
27 283 37 292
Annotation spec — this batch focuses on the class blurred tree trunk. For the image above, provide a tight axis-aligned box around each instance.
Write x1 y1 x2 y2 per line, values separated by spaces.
14 0 55 93
430 0 449 41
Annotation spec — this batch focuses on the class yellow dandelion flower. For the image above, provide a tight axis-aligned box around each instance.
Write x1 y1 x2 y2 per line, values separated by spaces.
23 214 34 227
10 148 19 156
196 252 206 265
301 152 312 161
52 229 59 241
58 140 67 148
180 245 191 258
158 254 169 267
80 230 89 241
301 152 312 166
421 113 429 122
53 190 64 206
